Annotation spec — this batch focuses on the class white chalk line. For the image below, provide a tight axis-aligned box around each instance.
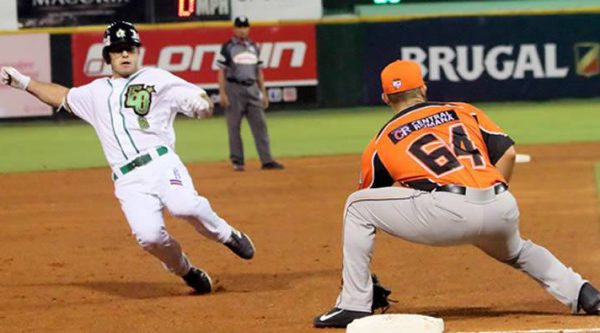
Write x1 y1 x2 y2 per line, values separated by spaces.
453 328 600 333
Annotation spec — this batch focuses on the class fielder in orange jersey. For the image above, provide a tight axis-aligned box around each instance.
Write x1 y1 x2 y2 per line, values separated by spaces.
313 60 600 328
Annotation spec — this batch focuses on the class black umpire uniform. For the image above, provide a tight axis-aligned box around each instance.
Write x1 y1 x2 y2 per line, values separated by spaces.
217 16 284 171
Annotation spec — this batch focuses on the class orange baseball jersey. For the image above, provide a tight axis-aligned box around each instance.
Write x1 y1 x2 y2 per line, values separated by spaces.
359 102 515 190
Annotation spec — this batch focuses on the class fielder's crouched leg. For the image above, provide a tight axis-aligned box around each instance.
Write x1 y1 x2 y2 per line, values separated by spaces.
491 238 586 313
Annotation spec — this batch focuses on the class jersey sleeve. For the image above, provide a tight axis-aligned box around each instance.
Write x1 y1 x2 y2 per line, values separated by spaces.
359 138 395 189
65 83 95 124
216 42 231 69
162 70 206 118
470 105 515 165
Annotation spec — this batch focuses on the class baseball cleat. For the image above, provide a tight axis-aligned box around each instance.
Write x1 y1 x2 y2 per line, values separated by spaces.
313 307 371 328
232 163 245 171
225 229 255 259
182 267 212 295
577 282 600 315
261 161 284 170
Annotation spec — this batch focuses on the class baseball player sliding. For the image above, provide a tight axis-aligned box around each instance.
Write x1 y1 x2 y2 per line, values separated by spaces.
0 21 255 294
313 60 600 328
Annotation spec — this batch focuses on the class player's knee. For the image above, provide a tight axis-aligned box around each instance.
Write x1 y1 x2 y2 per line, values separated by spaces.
344 192 359 212
344 191 369 221
166 195 210 218
135 227 170 252
344 189 371 208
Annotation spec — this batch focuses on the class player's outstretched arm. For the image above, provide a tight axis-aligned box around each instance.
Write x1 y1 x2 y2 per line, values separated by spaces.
1 66 68 108
495 145 516 183
175 91 214 119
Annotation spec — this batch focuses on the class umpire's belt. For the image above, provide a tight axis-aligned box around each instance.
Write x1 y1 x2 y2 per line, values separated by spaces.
227 78 255 86
112 146 169 181
435 183 508 196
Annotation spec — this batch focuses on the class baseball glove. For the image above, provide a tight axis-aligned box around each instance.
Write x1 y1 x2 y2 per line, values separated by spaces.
372 274 395 313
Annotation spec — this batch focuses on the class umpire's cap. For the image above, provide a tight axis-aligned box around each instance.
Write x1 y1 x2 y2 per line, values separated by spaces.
102 21 141 63
381 60 425 94
234 16 250 27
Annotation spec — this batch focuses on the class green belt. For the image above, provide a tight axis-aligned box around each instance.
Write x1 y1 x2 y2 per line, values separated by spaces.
113 146 168 181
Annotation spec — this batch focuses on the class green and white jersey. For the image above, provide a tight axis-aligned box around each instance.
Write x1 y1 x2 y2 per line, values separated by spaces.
65 67 205 169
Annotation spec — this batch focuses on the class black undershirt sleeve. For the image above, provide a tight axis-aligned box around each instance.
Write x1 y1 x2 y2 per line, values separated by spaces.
482 130 515 165
371 153 395 188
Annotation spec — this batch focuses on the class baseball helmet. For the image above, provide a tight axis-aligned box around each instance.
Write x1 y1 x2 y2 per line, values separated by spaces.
102 21 141 64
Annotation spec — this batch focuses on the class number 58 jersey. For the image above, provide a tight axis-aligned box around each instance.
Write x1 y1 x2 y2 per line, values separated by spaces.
359 102 515 190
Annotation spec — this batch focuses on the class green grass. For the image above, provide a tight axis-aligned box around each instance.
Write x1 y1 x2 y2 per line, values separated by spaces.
2 99 600 173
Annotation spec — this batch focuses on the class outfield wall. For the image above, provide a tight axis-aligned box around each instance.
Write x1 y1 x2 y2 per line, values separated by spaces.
317 13 600 106
1 12 600 118
360 14 600 105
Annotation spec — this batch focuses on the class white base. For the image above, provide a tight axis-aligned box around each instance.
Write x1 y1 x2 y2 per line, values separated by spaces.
347 314 444 333
516 154 531 164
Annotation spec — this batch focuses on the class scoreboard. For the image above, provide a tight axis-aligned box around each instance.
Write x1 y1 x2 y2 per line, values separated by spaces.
154 0 231 22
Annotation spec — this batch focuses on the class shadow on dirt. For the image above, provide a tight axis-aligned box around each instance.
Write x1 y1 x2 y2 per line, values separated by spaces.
25 268 340 299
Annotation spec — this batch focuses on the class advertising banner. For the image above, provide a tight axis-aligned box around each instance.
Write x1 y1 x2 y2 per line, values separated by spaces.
0 34 53 118
17 0 146 28
231 0 322 21
362 14 600 103
0 1 18 30
72 24 317 105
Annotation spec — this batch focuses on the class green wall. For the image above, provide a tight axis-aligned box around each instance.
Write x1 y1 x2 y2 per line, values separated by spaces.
316 24 366 107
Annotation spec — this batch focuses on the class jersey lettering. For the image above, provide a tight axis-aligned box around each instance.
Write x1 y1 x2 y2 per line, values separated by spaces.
407 132 462 177
407 125 486 177
388 110 458 144
450 124 484 168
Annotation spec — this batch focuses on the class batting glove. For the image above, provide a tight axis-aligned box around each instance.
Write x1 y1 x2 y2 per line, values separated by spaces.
0 66 31 90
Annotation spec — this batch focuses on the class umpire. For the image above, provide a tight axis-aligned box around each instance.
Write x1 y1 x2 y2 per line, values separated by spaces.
217 16 284 171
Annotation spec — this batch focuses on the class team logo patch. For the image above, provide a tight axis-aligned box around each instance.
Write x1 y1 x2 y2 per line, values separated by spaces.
116 29 126 38
392 79 402 90
125 84 156 117
137 117 150 130
233 52 258 65
169 168 183 186
574 43 600 77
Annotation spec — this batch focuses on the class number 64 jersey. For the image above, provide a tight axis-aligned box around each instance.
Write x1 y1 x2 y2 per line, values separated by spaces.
359 102 515 190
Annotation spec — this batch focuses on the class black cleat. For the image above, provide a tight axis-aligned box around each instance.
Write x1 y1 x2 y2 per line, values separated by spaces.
225 229 255 259
261 161 284 170
313 307 371 328
232 163 245 171
578 282 600 315
182 267 212 295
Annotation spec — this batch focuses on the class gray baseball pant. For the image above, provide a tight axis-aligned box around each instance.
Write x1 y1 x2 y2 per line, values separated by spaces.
225 83 274 165
336 186 585 313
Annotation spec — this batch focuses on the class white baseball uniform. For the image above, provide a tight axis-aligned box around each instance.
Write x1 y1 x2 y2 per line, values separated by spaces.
65 67 233 276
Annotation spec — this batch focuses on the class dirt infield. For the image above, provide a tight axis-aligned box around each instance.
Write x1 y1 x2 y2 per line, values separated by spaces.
1 142 599 333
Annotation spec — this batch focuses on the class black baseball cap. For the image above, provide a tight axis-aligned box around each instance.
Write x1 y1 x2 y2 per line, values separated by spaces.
234 16 250 27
